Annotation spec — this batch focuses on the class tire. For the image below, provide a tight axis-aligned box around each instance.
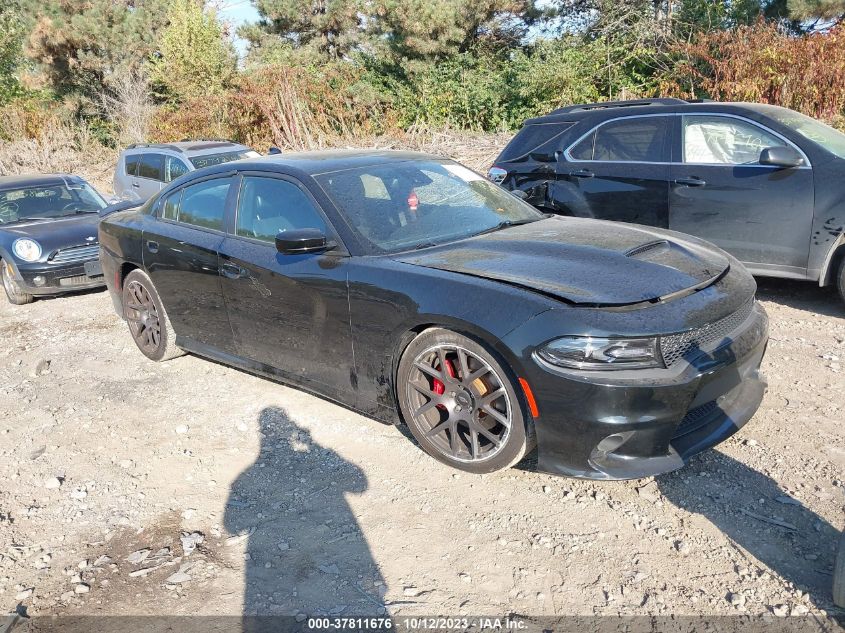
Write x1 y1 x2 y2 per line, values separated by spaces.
122 269 184 362
837 256 845 305
1 260 34 305
396 328 535 474
834 531 845 608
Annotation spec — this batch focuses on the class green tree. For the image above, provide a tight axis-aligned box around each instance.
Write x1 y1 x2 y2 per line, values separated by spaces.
241 0 364 63
371 0 540 60
149 0 236 103
788 0 845 19
0 2 26 103
23 0 171 99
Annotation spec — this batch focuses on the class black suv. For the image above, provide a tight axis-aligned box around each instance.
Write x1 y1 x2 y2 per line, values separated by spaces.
489 98 845 303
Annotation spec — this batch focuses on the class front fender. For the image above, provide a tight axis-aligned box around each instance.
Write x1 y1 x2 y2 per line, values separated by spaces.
819 230 845 287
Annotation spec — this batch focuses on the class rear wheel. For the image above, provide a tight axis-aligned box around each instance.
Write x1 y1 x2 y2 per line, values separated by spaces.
396 328 534 474
122 269 183 362
2 260 34 305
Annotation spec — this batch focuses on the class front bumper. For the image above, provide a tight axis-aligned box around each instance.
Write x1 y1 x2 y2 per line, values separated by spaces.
523 301 769 480
9 258 105 296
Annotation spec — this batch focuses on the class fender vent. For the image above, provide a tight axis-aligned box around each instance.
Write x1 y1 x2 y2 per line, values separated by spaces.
625 240 670 258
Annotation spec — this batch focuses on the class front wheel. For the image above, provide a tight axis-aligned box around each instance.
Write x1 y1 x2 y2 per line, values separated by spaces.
396 328 534 474
2 261 34 305
122 269 184 362
837 256 845 305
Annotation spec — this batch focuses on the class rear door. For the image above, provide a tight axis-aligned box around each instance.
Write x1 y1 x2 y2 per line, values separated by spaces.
559 115 672 227
669 114 814 272
217 173 354 397
142 175 236 353
135 153 166 201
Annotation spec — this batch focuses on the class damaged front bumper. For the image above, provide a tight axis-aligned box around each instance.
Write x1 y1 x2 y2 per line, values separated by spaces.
521 301 769 480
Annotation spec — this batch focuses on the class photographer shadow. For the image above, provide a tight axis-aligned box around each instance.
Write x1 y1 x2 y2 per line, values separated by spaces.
657 450 841 614
224 406 386 626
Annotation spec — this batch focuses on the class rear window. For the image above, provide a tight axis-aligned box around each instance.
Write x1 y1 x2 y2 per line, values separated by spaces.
498 122 575 161
138 153 164 180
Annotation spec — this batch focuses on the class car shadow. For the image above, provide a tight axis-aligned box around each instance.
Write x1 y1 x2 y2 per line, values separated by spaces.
657 451 842 615
755 277 843 318
223 406 387 626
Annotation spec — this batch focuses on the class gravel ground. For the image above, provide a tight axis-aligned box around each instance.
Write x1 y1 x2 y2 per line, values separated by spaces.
0 142 843 624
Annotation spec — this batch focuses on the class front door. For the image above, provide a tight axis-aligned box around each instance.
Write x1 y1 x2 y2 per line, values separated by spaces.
217 174 354 396
669 114 814 274
558 115 672 227
142 176 236 353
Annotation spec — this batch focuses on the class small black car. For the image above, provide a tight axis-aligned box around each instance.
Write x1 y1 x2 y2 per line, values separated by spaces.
99 151 768 479
0 174 107 304
490 98 845 303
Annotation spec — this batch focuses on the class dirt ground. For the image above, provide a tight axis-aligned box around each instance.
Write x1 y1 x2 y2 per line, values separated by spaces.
0 140 843 625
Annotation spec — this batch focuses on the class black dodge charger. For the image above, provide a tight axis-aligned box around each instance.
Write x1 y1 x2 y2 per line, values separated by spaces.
0 174 107 304
98 151 768 479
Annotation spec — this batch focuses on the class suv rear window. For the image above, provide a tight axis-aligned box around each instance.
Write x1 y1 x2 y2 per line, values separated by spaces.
499 122 575 161
570 117 670 162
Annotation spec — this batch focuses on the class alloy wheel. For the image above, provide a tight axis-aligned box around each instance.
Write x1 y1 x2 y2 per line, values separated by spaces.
406 344 512 463
124 280 161 353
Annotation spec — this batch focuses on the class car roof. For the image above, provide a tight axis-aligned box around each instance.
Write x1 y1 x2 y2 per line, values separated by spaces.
122 140 252 157
0 173 87 191
192 149 446 178
522 99 786 125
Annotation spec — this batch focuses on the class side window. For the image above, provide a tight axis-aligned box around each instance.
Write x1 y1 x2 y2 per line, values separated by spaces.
683 116 784 165
569 131 595 160
125 155 140 177
160 189 182 221
178 178 231 231
137 153 164 181
164 156 190 183
236 177 327 243
592 117 669 162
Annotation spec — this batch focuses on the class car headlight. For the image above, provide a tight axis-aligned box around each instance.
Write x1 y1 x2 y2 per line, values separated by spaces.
12 238 42 262
537 336 662 370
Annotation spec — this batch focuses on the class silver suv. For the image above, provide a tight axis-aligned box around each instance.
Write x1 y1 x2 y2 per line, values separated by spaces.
113 140 259 202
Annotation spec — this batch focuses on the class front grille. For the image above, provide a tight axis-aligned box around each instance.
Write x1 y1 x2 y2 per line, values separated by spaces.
672 400 718 439
660 299 755 367
50 244 99 264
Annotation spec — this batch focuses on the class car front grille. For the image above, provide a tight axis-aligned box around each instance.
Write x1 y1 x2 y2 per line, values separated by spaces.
50 244 99 264
660 299 755 367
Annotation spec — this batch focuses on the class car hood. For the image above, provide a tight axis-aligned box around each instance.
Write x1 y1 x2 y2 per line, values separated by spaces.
2 214 100 255
395 217 731 307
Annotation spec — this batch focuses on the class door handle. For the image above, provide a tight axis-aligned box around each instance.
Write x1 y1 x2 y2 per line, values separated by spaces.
146 240 159 253
132 182 140 188
674 177 706 187
220 262 248 279
569 169 594 179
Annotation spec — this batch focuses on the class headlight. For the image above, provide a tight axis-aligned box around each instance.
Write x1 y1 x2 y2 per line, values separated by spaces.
12 238 42 262
537 336 662 370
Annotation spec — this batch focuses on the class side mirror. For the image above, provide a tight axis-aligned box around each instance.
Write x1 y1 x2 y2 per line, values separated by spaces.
759 146 804 168
268 146 282 155
529 150 561 163
487 166 507 184
275 228 333 255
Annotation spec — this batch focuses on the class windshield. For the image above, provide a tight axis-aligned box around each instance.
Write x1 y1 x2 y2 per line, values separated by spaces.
190 150 259 169
315 160 543 253
0 182 106 224
762 106 845 159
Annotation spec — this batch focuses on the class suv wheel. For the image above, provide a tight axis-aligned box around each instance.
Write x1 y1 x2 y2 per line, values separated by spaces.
122 269 184 362
837 254 845 305
2 261 34 305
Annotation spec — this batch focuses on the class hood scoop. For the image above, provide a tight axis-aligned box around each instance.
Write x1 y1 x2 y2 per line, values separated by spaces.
625 239 670 259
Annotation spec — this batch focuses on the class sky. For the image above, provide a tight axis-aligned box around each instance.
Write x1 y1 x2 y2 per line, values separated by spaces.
215 0 262 57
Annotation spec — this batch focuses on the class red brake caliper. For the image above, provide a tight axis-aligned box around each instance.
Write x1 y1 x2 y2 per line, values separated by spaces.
433 358 457 409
